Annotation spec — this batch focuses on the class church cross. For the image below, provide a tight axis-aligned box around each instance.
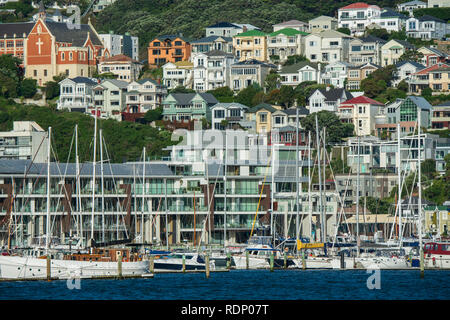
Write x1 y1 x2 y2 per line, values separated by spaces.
36 38 43 54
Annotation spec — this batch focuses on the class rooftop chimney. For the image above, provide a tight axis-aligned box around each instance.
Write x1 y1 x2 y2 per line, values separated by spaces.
242 26 248 33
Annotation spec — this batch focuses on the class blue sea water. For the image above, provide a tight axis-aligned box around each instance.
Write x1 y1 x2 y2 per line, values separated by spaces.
0 269 449 300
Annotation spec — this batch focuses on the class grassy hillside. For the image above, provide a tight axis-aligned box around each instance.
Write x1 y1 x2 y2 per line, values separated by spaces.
0 98 176 163
93 0 401 58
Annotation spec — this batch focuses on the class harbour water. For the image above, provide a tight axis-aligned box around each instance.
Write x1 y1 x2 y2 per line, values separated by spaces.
0 269 449 300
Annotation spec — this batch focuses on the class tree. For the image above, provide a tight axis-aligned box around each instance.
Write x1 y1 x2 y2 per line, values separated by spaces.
169 85 195 93
0 54 23 98
283 55 308 66
19 78 37 98
399 50 424 63
421 159 437 180
143 106 163 123
300 110 354 144
235 83 263 107
264 71 281 92
422 87 432 98
278 85 295 108
364 28 389 40
207 86 235 103
337 27 351 35
359 196 393 215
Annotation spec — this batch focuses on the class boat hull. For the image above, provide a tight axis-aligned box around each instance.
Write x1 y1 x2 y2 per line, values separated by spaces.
232 255 270 269
0 256 149 279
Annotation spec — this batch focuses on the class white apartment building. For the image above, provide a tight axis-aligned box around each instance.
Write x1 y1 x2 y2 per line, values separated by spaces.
393 61 425 87
192 51 236 92
57 77 97 112
162 61 194 90
338 2 382 36
125 79 168 114
267 28 309 63
370 8 407 32
98 54 143 82
304 30 353 64
230 60 277 92
279 61 321 87
98 32 139 61
406 15 449 40
93 79 129 120
320 61 351 88
211 103 249 130
308 16 338 33
0 121 48 163
397 1 427 16
205 22 260 38
348 35 386 66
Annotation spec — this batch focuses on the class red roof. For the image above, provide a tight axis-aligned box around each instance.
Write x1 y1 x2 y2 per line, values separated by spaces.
101 54 139 64
340 2 377 10
340 95 384 106
413 63 449 75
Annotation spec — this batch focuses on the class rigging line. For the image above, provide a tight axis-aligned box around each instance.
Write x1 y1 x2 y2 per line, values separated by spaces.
103 134 128 239
196 157 222 252
249 146 273 239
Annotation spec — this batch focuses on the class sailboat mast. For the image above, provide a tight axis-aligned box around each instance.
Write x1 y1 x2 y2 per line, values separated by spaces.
46 126 52 253
308 131 312 240
224 133 227 246
100 129 105 243
315 115 323 243
91 107 98 242
271 134 275 241
142 147 146 243
296 108 300 241
356 135 360 257
397 123 402 247
418 108 424 277
323 127 327 243
75 125 83 247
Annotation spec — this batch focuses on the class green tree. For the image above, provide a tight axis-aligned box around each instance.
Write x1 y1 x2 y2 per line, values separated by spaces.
143 106 163 123
337 27 351 35
283 55 308 66
235 83 263 107
264 71 281 92
169 85 195 93
278 85 295 108
300 110 354 144
421 159 437 180
399 50 424 63
19 78 37 98
364 28 389 40
207 86 235 103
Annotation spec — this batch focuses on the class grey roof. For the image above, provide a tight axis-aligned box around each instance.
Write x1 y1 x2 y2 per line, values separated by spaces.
155 34 190 43
0 22 35 38
398 1 426 6
45 21 103 46
435 101 450 107
280 61 318 73
393 39 415 49
206 22 240 29
417 15 446 23
102 79 129 89
191 35 233 44
280 107 309 116
404 96 432 110
204 50 234 57
210 102 249 110
232 59 277 68
69 77 98 85
395 60 426 70
168 93 218 105
358 34 387 44
247 103 278 113
380 8 407 19
0 160 174 177
311 88 353 102
424 47 448 57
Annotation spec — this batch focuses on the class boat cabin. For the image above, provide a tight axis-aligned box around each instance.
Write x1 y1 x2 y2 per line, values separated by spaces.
63 248 140 262
424 242 450 256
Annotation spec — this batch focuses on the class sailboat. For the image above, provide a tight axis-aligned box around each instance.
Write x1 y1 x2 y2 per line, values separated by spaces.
0 121 150 279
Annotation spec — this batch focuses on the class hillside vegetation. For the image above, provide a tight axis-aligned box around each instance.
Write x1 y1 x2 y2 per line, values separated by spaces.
0 98 176 163
94 0 400 54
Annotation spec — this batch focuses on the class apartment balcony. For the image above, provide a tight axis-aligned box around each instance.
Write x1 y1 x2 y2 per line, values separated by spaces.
408 78 429 85
172 52 184 57
225 116 243 122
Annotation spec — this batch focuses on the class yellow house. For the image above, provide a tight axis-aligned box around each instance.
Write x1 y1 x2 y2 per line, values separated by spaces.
245 103 281 133
428 66 449 93
381 39 415 67
233 30 268 62
424 206 449 236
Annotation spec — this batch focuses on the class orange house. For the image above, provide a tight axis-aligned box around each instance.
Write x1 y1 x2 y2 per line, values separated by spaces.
147 35 191 66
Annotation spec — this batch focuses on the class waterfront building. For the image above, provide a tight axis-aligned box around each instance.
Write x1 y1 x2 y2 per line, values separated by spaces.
123 78 168 121
98 32 139 61
308 16 338 33
0 121 48 163
147 35 191 66
162 61 194 90
161 92 218 122
98 54 143 82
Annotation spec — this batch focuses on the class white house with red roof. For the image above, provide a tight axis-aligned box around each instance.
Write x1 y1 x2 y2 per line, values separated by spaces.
338 2 382 36
98 54 143 82
338 95 384 136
